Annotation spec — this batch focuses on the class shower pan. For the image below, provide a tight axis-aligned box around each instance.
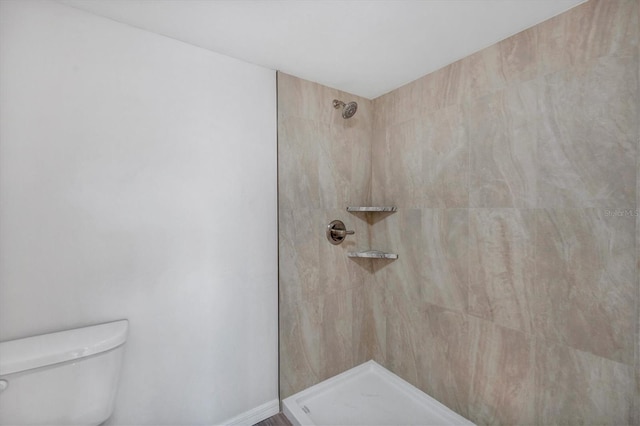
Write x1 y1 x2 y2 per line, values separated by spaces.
282 361 474 426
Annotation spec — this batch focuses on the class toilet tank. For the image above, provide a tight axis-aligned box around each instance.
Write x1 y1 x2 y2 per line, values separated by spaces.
0 320 128 426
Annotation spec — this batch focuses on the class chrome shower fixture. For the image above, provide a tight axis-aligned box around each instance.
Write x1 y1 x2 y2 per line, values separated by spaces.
333 99 358 119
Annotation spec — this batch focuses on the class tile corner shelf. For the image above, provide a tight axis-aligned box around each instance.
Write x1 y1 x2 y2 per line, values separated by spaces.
346 206 397 212
345 206 397 260
347 250 398 259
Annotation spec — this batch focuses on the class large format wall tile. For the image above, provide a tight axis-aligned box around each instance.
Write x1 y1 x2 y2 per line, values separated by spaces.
413 304 470 418
278 118 322 210
279 118 372 211
373 78 424 130
538 53 638 208
278 72 328 122
318 288 357 381
421 209 469 312
279 287 365 398
386 304 471 418
279 296 321 399
535 339 637 425
352 280 386 365
279 208 321 304
538 0 639 76
347 125 373 207
419 60 466 113
385 313 421 390
367 2 639 421
468 80 538 208
372 105 468 209
373 209 468 316
373 59 466 130
373 119 423 209
320 119 372 208
421 105 468 208
280 1 639 423
468 209 535 334
534 208 637 365
278 72 373 128
318 124 351 208
278 72 374 399
636 35 640 423
467 316 537 425
318 209 368 295
370 123 390 206
460 26 540 102
372 209 424 323
636 100 640 423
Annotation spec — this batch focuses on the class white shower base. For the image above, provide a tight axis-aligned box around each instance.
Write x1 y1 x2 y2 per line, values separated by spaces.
282 360 474 426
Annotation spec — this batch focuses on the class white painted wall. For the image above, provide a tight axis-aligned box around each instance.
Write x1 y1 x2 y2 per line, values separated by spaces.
0 1 278 424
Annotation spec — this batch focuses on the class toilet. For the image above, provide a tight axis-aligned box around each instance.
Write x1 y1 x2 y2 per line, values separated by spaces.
0 320 129 426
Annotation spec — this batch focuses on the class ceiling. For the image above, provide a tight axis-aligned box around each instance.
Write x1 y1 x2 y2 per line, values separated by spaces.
58 0 585 99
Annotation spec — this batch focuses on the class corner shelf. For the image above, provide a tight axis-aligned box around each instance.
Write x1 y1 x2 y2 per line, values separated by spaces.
346 206 397 212
344 205 398 261
347 250 398 260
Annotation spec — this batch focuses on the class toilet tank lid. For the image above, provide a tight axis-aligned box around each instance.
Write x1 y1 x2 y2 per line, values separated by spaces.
0 320 128 376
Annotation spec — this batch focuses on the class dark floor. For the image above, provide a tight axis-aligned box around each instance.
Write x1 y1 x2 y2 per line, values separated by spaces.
253 412 292 426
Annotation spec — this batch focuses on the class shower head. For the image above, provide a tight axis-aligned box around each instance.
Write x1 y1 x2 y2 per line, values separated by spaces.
333 99 358 119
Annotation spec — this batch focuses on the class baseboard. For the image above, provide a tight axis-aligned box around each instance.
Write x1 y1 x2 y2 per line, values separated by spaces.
221 398 280 426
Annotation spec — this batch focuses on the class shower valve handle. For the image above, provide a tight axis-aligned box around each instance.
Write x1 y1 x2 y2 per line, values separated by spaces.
331 229 355 236
326 220 354 245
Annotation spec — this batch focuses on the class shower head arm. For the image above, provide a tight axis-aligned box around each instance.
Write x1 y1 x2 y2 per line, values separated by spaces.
332 98 358 119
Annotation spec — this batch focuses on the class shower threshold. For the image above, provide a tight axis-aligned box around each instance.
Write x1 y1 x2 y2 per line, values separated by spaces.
282 360 474 426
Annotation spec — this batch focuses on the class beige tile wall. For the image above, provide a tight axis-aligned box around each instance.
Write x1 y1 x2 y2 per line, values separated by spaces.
371 0 639 424
277 73 374 398
279 0 639 423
